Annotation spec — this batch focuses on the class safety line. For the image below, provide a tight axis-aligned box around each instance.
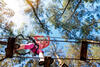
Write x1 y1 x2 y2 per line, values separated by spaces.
0 55 100 60
1 39 100 44
0 37 100 44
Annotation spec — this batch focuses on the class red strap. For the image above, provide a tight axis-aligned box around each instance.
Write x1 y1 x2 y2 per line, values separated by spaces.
33 35 50 49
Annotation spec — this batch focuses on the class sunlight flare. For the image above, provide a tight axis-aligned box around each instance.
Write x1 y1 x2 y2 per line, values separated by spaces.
4 0 30 30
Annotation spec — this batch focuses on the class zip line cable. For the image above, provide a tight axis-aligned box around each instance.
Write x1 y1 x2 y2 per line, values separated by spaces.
0 55 100 60
0 35 100 44
0 34 99 41
13 56 100 60
0 36 88 40
0 36 69 39
0 37 100 45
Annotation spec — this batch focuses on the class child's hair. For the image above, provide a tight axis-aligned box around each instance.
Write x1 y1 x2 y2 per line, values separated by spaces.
14 44 20 49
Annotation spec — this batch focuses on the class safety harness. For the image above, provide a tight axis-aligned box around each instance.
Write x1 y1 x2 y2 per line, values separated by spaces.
15 34 39 55
28 36 39 55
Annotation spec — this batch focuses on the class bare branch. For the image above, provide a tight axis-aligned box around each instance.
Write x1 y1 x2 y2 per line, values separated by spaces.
26 0 45 30
60 0 70 17
83 18 98 27
88 19 98 27
54 53 68 67
66 0 82 21
36 0 39 12
58 0 63 7
54 53 62 65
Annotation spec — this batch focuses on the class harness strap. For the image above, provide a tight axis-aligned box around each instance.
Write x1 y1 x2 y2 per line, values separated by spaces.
28 36 39 55
15 35 39 55
15 50 30 55
30 44 39 55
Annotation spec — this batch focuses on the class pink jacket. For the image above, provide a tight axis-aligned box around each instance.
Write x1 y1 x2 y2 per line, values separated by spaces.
24 43 43 54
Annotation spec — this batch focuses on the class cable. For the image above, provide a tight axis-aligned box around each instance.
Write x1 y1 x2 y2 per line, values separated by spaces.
0 39 90 44
0 35 81 40
0 35 99 42
0 35 100 42
1 35 100 46
1 39 100 45
13 56 100 60
0 55 100 60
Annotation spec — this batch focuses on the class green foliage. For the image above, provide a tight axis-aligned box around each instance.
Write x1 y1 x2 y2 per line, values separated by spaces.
66 44 100 66
89 45 100 59
0 0 15 37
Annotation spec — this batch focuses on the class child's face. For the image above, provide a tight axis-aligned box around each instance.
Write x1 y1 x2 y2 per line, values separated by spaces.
36 41 41 45
14 45 20 49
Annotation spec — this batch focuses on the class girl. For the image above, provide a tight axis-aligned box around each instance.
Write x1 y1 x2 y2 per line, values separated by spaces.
16 43 44 65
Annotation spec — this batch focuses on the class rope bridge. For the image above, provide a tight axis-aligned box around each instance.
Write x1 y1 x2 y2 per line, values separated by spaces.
0 35 100 67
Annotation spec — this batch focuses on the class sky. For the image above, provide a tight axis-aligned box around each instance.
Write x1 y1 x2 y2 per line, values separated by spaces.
84 1 100 38
4 0 33 35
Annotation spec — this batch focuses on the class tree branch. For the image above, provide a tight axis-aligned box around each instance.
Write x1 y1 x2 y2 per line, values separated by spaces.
54 53 68 67
54 53 62 65
88 19 97 27
36 0 39 12
66 0 82 21
26 0 45 30
58 0 63 7
60 0 70 17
